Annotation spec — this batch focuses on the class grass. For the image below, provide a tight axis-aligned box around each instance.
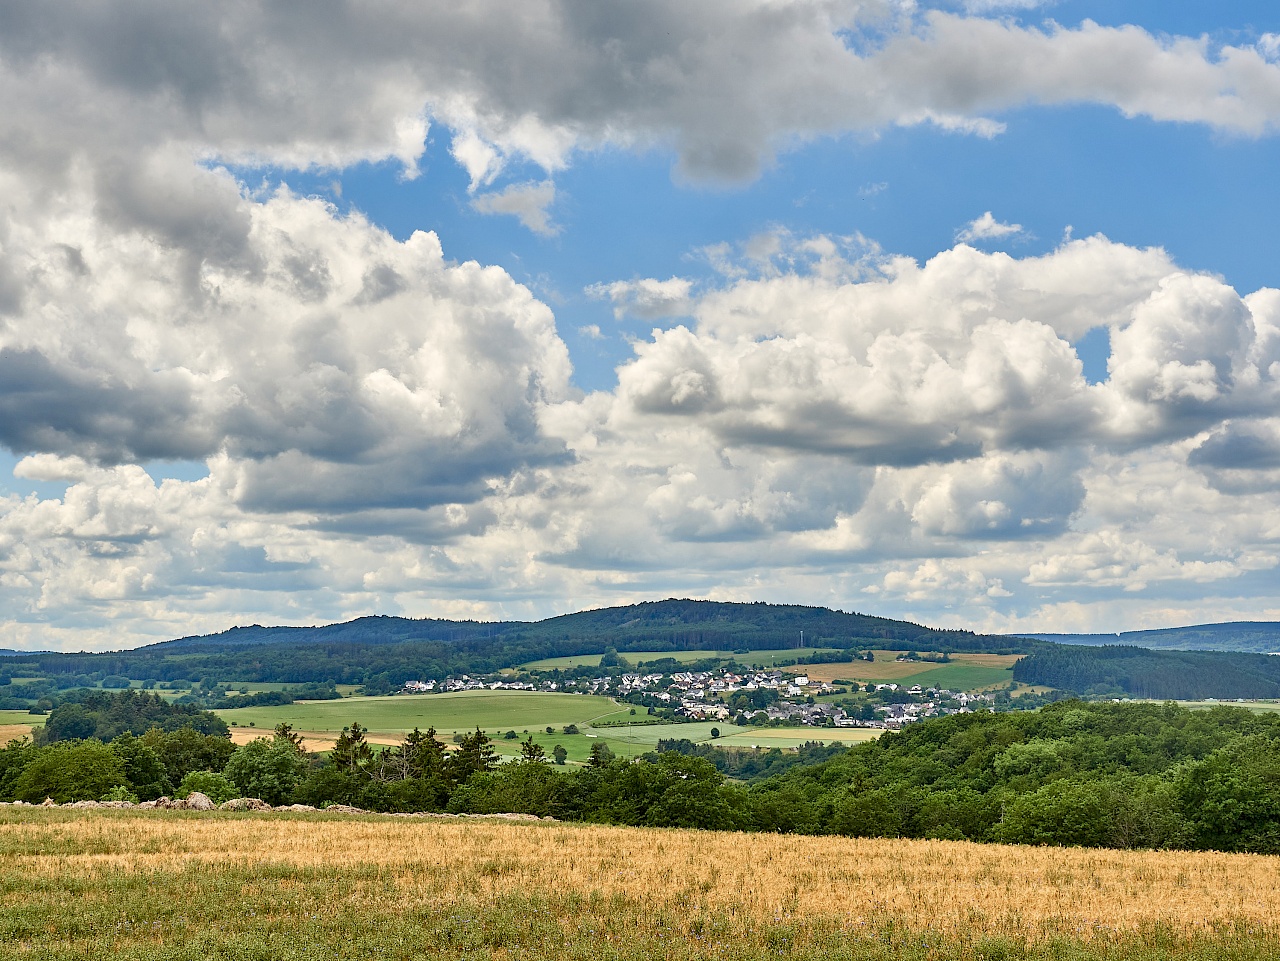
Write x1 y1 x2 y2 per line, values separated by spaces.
3 808 1280 960
0 711 42 747
215 695 875 764
215 690 621 739
798 652 1020 689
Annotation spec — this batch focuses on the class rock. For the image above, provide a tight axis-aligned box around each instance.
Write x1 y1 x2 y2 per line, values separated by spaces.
41 797 56 807
322 804 366 815
138 800 158 809
181 792 215 811
219 797 272 812
70 800 102 808
274 804 317 812
99 800 135 809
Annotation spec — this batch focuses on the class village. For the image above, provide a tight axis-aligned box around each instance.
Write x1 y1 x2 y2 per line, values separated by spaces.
402 664 994 731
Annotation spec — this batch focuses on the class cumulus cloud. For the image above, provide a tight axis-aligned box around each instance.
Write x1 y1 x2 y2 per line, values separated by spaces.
0 180 572 515
471 180 560 235
586 277 695 320
6 229 1280 647
957 211 1025 243
3 2 1280 191
4 3 1280 647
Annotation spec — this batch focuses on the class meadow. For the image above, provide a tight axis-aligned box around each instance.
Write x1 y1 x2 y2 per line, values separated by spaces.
217 690 618 737
796 652 1019 689
2 808 1279 960
215 693 877 762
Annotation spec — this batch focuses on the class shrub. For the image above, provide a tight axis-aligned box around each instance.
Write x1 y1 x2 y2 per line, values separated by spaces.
223 738 308 806
178 770 239 804
12 741 127 804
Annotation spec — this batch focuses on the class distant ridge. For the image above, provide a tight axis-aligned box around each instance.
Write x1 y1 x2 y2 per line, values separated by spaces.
152 599 1012 654
1009 621 1280 655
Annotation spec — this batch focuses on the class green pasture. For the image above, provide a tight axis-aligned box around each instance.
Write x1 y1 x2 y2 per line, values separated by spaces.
215 690 621 736
0 710 43 727
1175 699 1280 713
901 663 1015 691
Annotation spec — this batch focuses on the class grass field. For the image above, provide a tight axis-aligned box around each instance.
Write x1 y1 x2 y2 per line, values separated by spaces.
0 710 42 747
215 690 620 738
216 694 874 764
4 808 1280 960
797 652 1020 689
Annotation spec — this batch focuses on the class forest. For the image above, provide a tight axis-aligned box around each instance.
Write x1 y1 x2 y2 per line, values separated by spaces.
7 692 1280 854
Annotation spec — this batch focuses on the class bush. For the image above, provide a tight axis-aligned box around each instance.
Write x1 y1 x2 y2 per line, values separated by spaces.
101 785 139 804
223 738 308 806
12 741 127 804
177 771 239 804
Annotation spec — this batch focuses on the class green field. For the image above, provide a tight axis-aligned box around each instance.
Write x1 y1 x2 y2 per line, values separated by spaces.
215 690 621 737
0 710 43 726
900 663 1015 690
213 692 872 765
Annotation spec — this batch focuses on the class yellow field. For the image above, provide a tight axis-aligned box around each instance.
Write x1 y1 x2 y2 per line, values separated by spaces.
4 809 1279 941
0 724 36 745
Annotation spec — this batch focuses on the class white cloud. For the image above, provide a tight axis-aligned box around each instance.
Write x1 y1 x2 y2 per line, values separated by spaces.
4 4 1280 647
957 211 1024 243
586 277 695 320
471 180 560 235
2 3 1280 193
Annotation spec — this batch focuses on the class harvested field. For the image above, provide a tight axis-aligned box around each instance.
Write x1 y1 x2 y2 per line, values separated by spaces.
0 724 35 745
2 807 1279 959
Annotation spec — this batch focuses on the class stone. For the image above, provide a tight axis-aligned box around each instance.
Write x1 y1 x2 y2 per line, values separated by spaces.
219 797 272 812
183 792 215 811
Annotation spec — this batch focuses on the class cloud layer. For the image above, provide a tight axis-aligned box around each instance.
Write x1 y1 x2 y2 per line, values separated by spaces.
2 2 1280 647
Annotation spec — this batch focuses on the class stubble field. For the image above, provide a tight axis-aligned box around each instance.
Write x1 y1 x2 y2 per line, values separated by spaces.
2 808 1279 960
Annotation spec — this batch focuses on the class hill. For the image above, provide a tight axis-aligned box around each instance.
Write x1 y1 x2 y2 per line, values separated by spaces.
1009 621 1280 654
158 599 1010 655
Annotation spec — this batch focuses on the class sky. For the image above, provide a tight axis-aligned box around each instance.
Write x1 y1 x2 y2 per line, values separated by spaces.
1 1 1279 651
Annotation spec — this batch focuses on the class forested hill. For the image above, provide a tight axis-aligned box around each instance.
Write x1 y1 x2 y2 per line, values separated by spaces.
153 600 1013 656
1010 621 1280 655
0 600 1029 688
1013 645 1280 700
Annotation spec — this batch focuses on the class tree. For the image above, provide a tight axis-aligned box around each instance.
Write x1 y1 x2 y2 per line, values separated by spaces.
223 738 308 805
552 744 568 765
520 737 546 762
12 741 127 803
178 770 239 804
330 722 374 776
588 741 616 768
273 723 305 749
448 728 499 784
710 727 721 738
139 727 235 786
110 733 173 800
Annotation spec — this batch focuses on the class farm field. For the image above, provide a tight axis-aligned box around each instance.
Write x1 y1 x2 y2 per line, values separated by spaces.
0 711 41 747
215 690 620 740
4 809 1280 961
219 696 874 763
797 652 1020 688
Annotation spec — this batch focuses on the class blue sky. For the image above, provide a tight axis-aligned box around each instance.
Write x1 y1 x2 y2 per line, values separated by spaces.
1 1 1279 649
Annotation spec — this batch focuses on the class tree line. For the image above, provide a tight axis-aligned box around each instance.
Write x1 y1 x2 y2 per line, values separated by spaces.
8 693 1280 853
